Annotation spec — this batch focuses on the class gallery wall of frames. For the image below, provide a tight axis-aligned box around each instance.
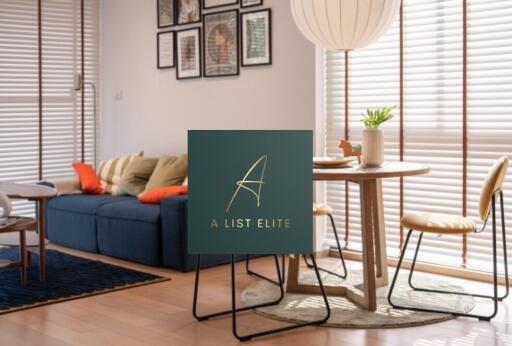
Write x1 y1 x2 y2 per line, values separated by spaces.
157 0 272 80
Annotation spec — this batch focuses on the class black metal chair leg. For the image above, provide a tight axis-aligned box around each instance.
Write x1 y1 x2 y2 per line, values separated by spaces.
407 232 498 300
389 196 501 320
232 254 331 342
407 194 509 302
305 213 348 279
499 190 509 300
387 229 413 308
193 254 284 321
245 255 286 286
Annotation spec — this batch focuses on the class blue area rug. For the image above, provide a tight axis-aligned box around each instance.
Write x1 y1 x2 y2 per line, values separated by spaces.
0 247 168 314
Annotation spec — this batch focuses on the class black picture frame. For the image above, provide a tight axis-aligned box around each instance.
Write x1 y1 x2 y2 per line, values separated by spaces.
176 0 202 26
203 0 239 10
157 30 176 69
240 0 262 8
176 27 202 80
203 9 240 78
157 0 175 28
241 8 271 67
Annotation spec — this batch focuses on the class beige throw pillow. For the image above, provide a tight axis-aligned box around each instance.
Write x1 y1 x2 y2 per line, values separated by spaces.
97 151 143 195
119 157 159 196
145 154 188 192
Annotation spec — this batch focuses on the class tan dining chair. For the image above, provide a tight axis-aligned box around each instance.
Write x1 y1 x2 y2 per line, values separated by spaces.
388 156 509 321
303 203 347 279
246 203 348 284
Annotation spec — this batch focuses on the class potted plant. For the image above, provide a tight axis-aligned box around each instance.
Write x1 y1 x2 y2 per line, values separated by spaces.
361 105 395 167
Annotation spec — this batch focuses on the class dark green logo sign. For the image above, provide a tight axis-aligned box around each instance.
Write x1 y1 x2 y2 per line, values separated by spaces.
188 130 313 254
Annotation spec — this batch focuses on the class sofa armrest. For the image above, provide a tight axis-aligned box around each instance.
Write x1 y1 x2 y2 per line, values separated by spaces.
39 176 82 196
160 195 247 271
160 195 188 270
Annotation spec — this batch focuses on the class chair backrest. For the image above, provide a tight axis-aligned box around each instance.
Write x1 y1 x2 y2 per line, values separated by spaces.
479 156 509 221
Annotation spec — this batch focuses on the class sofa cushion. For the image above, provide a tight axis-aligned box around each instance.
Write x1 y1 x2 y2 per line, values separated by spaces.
145 155 188 192
96 199 160 222
47 194 135 215
139 185 188 204
72 162 104 194
97 151 143 195
46 194 134 252
96 200 162 265
119 156 159 196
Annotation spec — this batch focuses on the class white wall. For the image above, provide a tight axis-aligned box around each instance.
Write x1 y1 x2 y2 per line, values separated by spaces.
101 0 315 158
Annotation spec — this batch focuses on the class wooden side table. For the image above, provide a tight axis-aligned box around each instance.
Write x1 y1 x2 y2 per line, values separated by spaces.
0 182 57 283
0 217 37 285
287 162 430 311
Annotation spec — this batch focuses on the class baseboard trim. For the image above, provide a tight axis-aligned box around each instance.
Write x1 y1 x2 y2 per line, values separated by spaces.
331 249 510 287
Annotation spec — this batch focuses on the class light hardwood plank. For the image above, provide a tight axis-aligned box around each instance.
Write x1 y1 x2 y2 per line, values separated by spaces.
0 244 509 346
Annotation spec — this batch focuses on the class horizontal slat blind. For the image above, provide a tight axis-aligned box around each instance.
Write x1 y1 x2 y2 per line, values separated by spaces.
0 0 40 216
466 0 512 272
323 0 511 273
0 0 100 216
42 0 99 180
325 18 401 254
402 0 464 266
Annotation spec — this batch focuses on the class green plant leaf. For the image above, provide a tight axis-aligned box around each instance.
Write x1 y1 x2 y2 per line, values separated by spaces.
360 105 396 129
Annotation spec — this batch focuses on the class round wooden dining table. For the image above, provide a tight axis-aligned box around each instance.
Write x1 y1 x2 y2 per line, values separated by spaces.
286 161 430 311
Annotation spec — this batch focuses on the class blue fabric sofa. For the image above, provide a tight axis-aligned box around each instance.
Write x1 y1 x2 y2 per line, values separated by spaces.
45 194 233 271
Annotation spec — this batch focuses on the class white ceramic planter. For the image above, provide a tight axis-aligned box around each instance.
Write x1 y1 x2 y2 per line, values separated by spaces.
362 129 384 167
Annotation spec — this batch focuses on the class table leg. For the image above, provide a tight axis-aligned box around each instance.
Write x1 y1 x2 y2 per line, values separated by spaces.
287 253 346 296
19 230 27 286
285 179 389 311
286 254 301 292
372 179 389 286
38 199 46 283
359 180 378 311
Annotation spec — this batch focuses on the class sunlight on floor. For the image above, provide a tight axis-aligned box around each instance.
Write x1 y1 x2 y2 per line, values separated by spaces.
413 326 512 346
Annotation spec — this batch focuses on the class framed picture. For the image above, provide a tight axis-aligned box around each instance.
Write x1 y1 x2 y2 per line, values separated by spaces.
241 0 262 8
177 0 201 25
158 0 175 28
203 0 238 10
176 28 202 79
157 31 175 69
203 10 239 78
241 9 271 67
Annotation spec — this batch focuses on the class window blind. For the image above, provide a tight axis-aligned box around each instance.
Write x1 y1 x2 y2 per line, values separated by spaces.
0 0 41 216
466 0 512 272
324 17 401 255
0 0 100 216
42 0 100 179
323 0 511 273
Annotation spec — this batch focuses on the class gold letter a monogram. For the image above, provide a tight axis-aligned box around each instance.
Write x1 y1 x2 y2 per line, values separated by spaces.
226 155 268 213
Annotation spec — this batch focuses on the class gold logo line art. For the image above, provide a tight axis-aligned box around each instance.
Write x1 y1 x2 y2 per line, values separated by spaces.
226 155 268 213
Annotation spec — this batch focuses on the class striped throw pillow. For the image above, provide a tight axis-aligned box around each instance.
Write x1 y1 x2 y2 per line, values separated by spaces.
97 151 143 195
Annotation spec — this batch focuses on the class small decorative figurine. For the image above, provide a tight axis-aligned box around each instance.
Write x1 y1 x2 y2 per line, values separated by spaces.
339 140 362 164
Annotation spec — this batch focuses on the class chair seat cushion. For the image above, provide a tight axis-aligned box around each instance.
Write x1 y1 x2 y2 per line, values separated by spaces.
313 203 332 216
401 212 477 234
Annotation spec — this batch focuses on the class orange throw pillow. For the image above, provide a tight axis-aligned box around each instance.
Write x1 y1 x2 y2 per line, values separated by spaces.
139 185 188 204
72 162 104 195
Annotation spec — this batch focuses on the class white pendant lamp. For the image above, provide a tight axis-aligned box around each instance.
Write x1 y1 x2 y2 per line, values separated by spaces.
290 0 401 50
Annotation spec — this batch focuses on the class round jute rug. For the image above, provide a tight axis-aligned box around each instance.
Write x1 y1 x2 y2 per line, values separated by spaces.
240 269 475 328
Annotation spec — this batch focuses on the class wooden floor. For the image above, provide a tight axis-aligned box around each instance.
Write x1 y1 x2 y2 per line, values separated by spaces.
0 246 510 346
